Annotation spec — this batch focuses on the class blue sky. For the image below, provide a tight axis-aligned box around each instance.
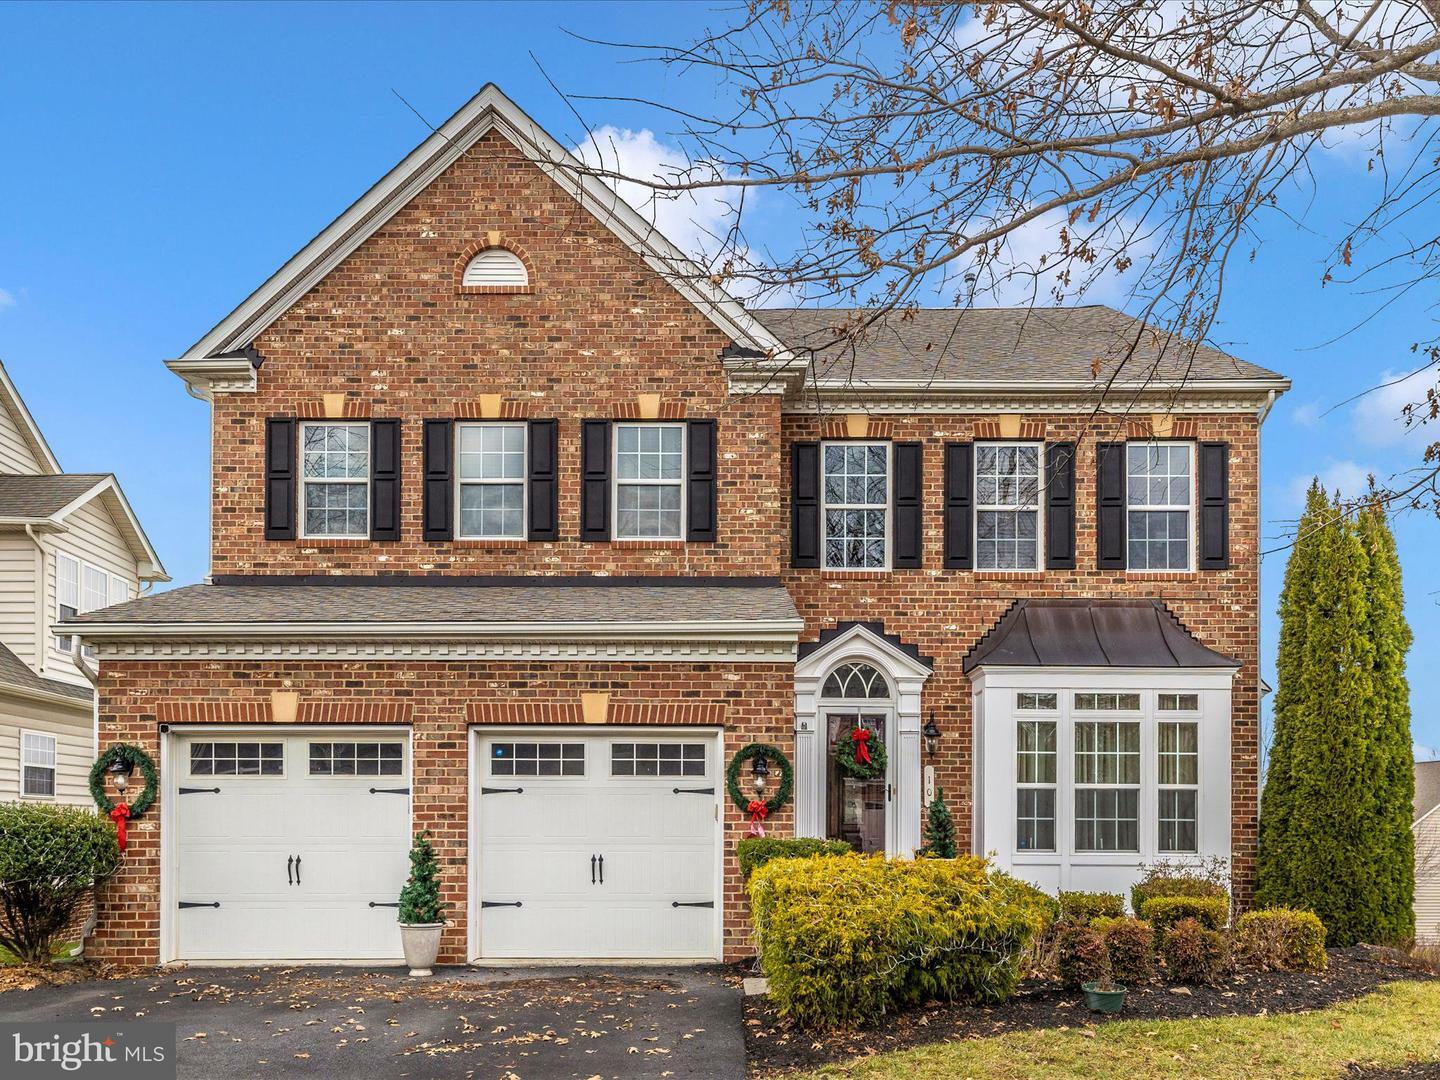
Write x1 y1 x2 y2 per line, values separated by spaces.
1 2 1435 750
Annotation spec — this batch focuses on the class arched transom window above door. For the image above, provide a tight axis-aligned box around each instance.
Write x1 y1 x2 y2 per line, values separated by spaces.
821 662 891 700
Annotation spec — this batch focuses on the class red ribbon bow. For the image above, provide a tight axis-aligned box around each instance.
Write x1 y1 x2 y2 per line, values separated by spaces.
851 728 872 765
109 802 131 852
747 799 769 837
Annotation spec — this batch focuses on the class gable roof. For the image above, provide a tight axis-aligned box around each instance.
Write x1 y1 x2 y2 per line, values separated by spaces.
0 474 110 519
964 599 1239 673
0 360 62 474
755 306 1287 388
174 84 790 365
0 640 91 705
1416 760 1440 824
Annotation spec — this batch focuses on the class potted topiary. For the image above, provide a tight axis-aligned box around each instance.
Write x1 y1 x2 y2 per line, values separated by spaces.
397 832 446 977
1082 977 1127 1014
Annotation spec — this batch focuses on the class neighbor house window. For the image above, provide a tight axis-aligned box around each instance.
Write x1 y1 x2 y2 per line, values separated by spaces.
55 553 79 652
301 422 370 538
1127 443 1193 570
822 442 889 569
614 423 683 539
21 732 56 797
976 443 1041 570
1073 720 1141 852
1158 720 1199 852
457 422 525 539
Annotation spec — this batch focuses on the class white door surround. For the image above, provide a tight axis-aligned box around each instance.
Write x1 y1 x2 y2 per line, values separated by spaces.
794 624 933 856
467 727 724 962
160 725 412 964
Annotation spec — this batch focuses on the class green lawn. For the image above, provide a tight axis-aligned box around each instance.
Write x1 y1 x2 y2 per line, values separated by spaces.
0 942 78 965
802 980 1440 1079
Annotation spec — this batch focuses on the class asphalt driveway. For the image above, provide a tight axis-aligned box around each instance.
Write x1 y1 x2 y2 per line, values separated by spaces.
0 964 745 1079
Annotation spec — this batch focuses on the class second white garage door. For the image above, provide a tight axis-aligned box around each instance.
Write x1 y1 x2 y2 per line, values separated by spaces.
475 730 722 960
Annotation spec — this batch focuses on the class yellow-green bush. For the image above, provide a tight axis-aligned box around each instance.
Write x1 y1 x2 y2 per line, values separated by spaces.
736 837 852 879
749 853 1050 1029
1057 890 1125 924
1140 894 1230 932
1236 907 1328 972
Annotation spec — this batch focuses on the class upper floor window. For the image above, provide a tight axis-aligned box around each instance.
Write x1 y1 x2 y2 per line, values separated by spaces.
614 423 683 539
457 422 526 539
1127 442 1193 571
55 553 132 655
462 248 528 289
301 422 369 539
976 443 1041 570
21 731 55 798
823 442 889 569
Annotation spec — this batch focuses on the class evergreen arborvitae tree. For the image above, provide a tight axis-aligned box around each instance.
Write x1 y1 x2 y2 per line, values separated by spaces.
923 788 957 858
1258 484 1414 945
398 832 446 925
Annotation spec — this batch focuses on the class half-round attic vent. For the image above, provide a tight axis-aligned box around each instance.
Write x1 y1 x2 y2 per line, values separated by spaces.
462 248 529 288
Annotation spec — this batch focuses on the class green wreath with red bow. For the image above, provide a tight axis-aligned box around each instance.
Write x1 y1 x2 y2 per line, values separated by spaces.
89 743 158 852
833 725 887 780
726 743 792 835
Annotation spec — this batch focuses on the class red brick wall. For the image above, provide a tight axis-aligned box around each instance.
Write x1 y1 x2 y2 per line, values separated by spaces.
211 130 782 577
780 411 1263 905
89 659 792 966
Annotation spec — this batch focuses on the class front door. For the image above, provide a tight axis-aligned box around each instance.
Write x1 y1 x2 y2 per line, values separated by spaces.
825 712 889 853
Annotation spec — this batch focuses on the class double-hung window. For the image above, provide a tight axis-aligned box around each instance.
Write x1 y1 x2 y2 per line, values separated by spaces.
457 422 525 539
1015 693 1058 851
1072 694 1141 852
301 422 370 538
976 443 1041 569
822 442 889 569
614 423 684 539
55 554 133 655
1127 443 1193 570
55 554 79 652
21 732 56 798
1157 693 1200 852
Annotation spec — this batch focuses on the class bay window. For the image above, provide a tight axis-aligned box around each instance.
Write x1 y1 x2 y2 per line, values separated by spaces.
1073 718 1141 852
1016 694 1057 852
822 442 889 569
1158 693 1200 853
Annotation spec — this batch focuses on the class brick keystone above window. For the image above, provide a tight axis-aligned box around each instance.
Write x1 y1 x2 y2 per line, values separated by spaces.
454 399 532 419
611 400 688 419
820 417 892 439
972 419 1048 440
296 399 373 419
156 701 414 725
1129 417 1198 439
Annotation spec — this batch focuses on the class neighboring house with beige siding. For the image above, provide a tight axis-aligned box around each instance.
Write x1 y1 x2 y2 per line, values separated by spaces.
0 360 167 804
1416 760 1440 941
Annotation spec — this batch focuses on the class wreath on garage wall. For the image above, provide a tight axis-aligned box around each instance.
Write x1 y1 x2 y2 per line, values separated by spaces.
833 725 887 781
725 743 792 834
89 743 159 852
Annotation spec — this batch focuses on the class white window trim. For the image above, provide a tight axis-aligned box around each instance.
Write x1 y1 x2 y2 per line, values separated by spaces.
1015 705 1059 853
1125 439 1197 574
611 422 686 541
1072 713 1143 854
55 553 134 656
974 441 1044 571
455 421 528 540
20 729 57 800
1157 698 1202 854
820 440 892 572
299 420 371 540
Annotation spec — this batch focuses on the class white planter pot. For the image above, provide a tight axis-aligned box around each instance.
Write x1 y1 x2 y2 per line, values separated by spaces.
399 922 444 977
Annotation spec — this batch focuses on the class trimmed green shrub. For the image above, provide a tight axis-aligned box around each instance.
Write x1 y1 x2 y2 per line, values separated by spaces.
1131 867 1229 917
1056 922 1109 989
922 789 957 858
1057 890 1125 924
736 837 852 879
1140 894 1229 932
749 853 1050 1028
1093 916 1155 984
1235 908 1328 972
398 832 446 924
1162 918 1232 984
0 803 119 964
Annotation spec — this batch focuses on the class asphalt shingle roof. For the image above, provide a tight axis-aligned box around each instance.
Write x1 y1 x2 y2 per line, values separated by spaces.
1416 760 1440 823
0 474 108 518
0 641 91 702
65 579 801 626
754 305 1285 385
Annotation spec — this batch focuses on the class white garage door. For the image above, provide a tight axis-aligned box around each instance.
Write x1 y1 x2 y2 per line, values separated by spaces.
173 731 411 962
476 731 721 960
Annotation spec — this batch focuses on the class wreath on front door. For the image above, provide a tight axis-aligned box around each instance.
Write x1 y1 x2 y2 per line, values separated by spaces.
833 726 887 781
89 743 159 852
725 744 793 834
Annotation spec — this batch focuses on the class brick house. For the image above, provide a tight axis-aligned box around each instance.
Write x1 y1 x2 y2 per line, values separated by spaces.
69 85 1287 966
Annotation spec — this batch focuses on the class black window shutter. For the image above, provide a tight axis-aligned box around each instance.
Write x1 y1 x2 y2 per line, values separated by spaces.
1199 441 1230 569
264 418 296 541
527 419 559 541
790 442 820 568
580 420 611 541
1096 442 1127 569
1045 442 1076 569
942 442 973 569
686 420 718 543
422 419 454 542
892 441 922 568
369 419 401 541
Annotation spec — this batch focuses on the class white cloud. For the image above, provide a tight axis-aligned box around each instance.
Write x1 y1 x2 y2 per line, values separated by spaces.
1290 401 1322 428
1354 366 1436 445
0 288 14 311
1287 459 1376 507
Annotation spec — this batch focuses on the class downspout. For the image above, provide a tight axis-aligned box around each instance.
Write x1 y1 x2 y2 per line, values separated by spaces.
25 524 44 676
1254 388 1277 802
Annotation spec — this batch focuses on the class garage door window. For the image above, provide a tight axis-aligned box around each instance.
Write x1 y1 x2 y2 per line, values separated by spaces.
309 742 403 777
610 742 706 777
490 742 585 776
190 742 284 776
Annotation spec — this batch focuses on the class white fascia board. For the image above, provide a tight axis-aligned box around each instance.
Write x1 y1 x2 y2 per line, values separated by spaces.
52 476 171 582
0 678 92 712
968 666 1238 687
176 84 791 368
59 617 806 644
791 377 1291 411
0 360 62 474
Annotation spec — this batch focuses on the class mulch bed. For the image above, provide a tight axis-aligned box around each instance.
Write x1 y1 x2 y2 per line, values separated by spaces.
745 946 1440 1075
